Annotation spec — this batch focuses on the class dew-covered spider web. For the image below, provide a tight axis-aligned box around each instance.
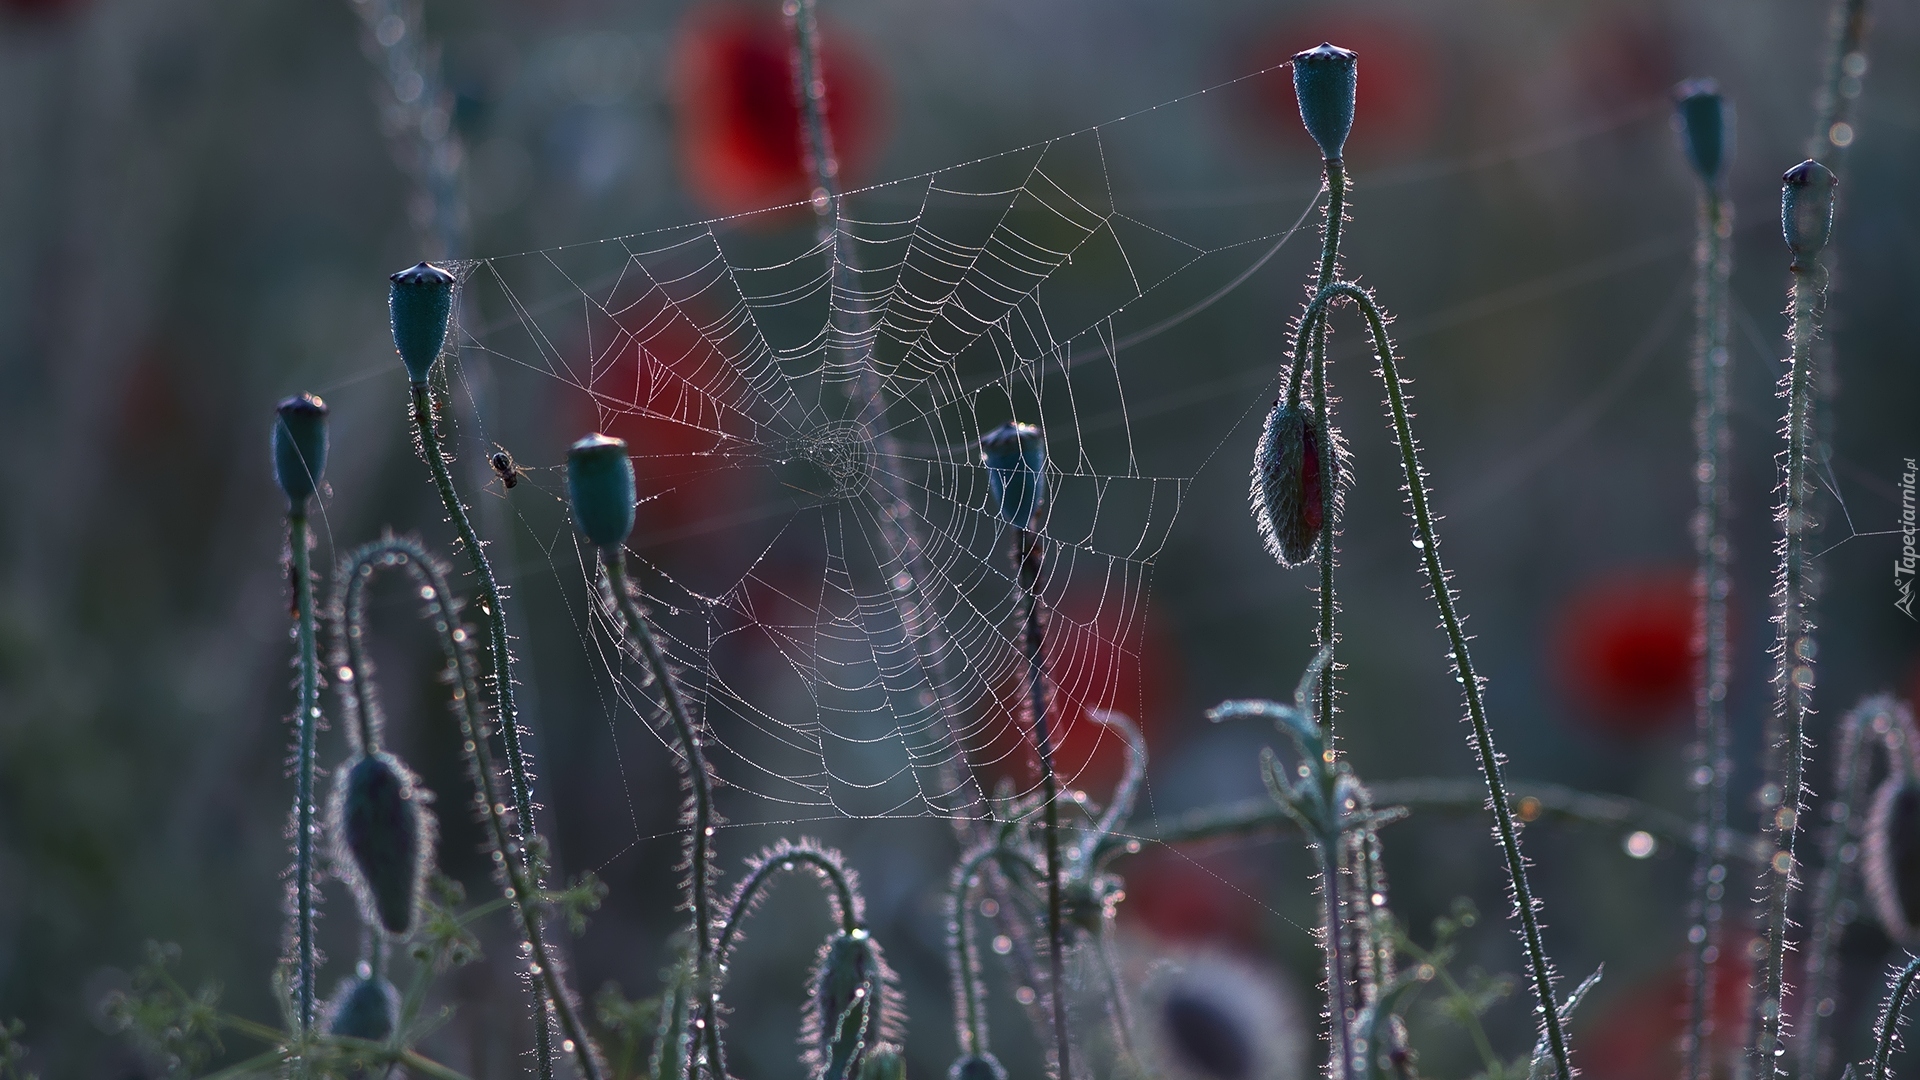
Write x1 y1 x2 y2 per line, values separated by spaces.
405 65 1730 863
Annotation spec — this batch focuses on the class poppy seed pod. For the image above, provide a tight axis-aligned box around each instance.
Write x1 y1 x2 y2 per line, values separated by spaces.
1673 78 1732 188
333 752 434 938
273 394 330 511
326 974 400 1041
1251 401 1339 568
948 1054 1007 1080
389 262 456 384
1291 44 1357 163
1865 775 1920 945
1781 160 1837 266
567 433 637 550
980 422 1045 530
810 928 891 1080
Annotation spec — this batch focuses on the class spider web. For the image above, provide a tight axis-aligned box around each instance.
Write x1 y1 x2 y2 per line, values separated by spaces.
419 68 1691 858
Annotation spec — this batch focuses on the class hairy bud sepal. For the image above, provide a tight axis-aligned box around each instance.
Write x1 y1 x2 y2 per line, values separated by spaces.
1292 44 1357 162
980 422 1045 530
273 394 330 512
332 752 436 938
1673 78 1732 188
1866 776 1920 945
857 1044 906 1080
1251 401 1340 568
389 262 456 384
948 1054 1007 1080
1781 160 1837 268
326 975 400 1042
808 928 897 1080
568 433 637 551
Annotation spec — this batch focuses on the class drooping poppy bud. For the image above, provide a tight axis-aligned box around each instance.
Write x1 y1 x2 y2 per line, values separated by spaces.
272 394 330 512
809 928 892 1080
333 752 435 938
1138 949 1305 1080
389 263 456 384
1291 43 1358 162
1673 78 1732 188
1251 401 1338 568
979 422 1045 530
947 1055 1007 1080
1781 160 1837 267
857 1044 906 1080
1865 775 1920 945
326 974 400 1041
567 433 638 550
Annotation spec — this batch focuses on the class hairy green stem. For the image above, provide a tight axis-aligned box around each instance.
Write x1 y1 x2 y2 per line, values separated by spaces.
605 553 720 1080
1748 264 1820 1080
1298 280 1571 1078
1318 832 1355 1080
337 536 603 1080
1872 955 1920 1080
290 511 320 1034
717 848 859 961
949 844 1003 1059
1682 187 1734 1080
1014 527 1072 1080
1809 0 1870 170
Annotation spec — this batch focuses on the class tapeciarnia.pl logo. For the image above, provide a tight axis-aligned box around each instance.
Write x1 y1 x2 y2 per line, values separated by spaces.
1898 457 1917 620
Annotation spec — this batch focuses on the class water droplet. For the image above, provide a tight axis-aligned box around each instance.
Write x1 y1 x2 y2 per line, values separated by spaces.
1411 538 1425 549
992 935 1012 956
1624 831 1656 859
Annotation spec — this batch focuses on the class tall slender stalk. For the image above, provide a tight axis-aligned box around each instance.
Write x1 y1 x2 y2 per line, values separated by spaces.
1310 160 1346 754
289 510 320 1035
407 384 573 1078
1014 527 1072 1080
604 552 720 1080
1747 248 1822 1080
1871 955 1920 1080
1293 280 1570 1079
1682 182 1734 1080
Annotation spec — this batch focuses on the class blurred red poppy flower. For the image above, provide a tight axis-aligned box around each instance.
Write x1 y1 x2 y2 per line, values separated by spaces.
669 4 884 218
1565 13 1679 111
1244 15 1441 158
1578 942 1751 1080
1553 570 1698 737
2 0 85 18
977 589 1177 797
1116 846 1263 951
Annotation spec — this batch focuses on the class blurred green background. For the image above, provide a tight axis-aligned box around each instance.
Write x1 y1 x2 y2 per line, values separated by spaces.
1 0 1917 1076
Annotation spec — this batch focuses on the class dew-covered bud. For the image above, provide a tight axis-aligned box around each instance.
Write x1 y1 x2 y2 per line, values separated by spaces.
389 262 456 384
979 422 1045 530
567 433 637 550
326 974 400 1041
1865 776 1920 945
1251 401 1339 568
1673 78 1732 188
1292 44 1357 163
272 394 330 512
1138 949 1305 1080
1781 160 1837 267
947 1054 1007 1080
333 752 435 938
857 1044 906 1080
809 928 893 1080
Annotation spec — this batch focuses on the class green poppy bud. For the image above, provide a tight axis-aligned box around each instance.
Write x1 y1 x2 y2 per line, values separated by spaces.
1291 44 1357 163
567 433 637 550
1251 401 1339 568
979 422 1045 530
333 752 435 938
1673 79 1732 188
272 394 329 512
858 1044 906 1080
326 974 400 1041
809 928 891 1080
389 262 456 384
1866 776 1920 945
1781 160 1837 267
947 1055 1007 1080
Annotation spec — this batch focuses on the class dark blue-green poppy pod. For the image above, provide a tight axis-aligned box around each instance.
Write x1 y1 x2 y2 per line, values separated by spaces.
1673 78 1732 188
1781 159 1837 266
567 433 637 550
1291 43 1357 162
980 422 1045 530
389 262 456 384
272 394 329 511
948 1054 1007 1080
326 974 400 1041
334 752 434 938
